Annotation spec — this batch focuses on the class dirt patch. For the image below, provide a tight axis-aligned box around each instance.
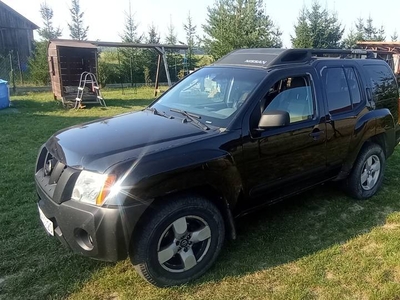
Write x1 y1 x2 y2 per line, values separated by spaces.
107 292 119 300
361 242 382 254
326 271 335 280
382 223 400 230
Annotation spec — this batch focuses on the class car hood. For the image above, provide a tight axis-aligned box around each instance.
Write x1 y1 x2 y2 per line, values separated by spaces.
45 110 214 172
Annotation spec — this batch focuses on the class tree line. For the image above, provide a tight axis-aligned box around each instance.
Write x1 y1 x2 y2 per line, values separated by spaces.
29 0 399 86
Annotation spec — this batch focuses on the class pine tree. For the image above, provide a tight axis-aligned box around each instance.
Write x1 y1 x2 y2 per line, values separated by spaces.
183 11 199 71
391 30 399 42
147 23 160 44
203 0 281 60
291 8 312 48
68 0 89 41
363 16 385 41
355 18 364 36
29 2 62 85
354 17 365 43
342 28 358 48
291 2 344 49
165 17 181 81
119 5 143 85
165 16 177 45
144 23 161 82
364 16 377 41
28 41 50 85
37 2 62 41
343 16 385 48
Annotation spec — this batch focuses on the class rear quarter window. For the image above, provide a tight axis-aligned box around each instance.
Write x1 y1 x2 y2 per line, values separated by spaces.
364 64 398 102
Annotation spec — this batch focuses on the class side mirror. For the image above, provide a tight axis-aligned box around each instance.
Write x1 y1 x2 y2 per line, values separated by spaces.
258 110 290 130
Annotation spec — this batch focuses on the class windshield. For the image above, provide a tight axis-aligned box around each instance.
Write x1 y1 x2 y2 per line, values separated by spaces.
151 67 266 128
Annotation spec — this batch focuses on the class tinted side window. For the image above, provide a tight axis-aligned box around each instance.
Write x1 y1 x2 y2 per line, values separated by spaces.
323 68 352 114
364 64 398 102
264 75 315 124
344 67 362 105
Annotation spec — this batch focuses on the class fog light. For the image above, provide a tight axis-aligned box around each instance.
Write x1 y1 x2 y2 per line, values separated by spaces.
75 228 94 251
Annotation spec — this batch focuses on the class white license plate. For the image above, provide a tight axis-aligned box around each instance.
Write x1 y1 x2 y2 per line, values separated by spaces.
38 206 54 236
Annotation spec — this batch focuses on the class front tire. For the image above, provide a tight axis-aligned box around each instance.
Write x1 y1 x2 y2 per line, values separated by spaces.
345 143 386 200
130 195 225 287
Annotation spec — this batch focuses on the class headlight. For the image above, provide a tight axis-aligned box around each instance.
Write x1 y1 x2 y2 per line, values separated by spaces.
72 170 116 206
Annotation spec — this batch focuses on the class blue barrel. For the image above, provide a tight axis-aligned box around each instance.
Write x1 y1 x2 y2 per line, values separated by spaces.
0 79 10 109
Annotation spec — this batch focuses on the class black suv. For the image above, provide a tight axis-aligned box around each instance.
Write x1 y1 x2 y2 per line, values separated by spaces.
35 48 400 287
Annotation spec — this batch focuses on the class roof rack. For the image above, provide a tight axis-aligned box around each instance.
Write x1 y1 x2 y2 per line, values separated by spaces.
214 48 376 68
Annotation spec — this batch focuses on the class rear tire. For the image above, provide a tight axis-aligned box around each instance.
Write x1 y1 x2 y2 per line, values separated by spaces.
130 195 225 287
345 143 385 200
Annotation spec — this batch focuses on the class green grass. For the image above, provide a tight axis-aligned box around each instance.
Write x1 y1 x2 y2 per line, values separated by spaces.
1 88 400 299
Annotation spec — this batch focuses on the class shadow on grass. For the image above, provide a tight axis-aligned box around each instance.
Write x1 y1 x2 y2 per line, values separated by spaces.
193 156 400 285
9 97 153 113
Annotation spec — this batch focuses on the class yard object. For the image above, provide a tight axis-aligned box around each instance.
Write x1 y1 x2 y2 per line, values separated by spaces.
75 72 105 109
35 48 400 287
48 40 99 107
48 39 189 108
0 79 10 109
357 41 400 82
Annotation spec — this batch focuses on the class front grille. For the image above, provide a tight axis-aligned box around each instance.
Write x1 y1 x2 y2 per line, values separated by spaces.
36 146 65 184
35 146 80 204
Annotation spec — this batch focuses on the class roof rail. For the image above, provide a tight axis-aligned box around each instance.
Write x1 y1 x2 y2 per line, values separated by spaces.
214 48 376 68
271 49 375 66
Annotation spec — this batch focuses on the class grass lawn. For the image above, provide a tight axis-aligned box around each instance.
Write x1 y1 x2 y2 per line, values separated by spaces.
1 87 400 299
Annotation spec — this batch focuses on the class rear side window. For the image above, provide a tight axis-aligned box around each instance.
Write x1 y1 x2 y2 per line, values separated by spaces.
364 64 398 102
323 68 352 114
344 68 362 105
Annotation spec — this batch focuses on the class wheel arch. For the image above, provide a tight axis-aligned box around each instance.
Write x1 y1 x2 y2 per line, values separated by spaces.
336 109 394 180
130 185 237 255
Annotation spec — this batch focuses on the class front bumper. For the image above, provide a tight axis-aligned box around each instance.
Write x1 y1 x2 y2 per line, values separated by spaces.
36 175 148 262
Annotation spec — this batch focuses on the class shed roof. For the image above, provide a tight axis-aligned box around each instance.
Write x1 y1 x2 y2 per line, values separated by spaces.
0 0 39 29
49 39 189 50
49 40 98 49
357 42 400 54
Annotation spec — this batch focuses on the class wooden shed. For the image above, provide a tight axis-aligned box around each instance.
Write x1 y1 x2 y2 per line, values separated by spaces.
0 1 38 59
48 40 99 104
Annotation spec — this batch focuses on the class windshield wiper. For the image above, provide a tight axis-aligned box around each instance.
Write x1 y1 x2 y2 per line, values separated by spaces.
145 107 174 119
170 108 209 130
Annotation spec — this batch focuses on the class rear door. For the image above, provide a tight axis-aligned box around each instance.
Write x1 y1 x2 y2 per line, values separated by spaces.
316 61 366 169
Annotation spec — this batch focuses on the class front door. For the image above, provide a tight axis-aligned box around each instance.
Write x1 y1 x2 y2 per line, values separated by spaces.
242 68 327 207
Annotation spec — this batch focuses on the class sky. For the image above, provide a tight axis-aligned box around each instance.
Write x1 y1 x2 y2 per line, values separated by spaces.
2 0 400 48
